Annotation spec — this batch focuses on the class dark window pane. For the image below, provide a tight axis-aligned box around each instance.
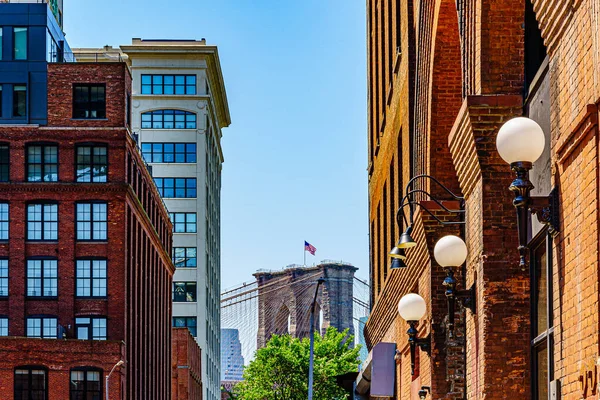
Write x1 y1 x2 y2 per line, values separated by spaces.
73 84 106 119
13 85 26 117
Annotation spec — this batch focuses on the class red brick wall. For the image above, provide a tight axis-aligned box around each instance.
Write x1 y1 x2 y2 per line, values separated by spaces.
0 63 173 400
172 328 202 400
47 63 131 128
0 338 124 400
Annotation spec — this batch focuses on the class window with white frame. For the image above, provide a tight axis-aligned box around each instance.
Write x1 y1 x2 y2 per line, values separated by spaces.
76 203 107 240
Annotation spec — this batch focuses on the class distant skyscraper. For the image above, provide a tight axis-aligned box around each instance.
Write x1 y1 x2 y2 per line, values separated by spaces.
221 329 245 381
357 316 369 364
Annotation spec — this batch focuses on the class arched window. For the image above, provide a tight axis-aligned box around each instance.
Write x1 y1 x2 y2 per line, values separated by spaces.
14 366 47 400
141 110 196 129
70 367 103 399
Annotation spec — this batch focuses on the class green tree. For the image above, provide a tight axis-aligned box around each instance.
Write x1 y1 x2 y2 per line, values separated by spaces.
235 327 360 400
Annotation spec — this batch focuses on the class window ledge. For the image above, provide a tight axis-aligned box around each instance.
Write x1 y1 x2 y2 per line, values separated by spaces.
25 297 58 300
75 297 108 301
71 118 109 121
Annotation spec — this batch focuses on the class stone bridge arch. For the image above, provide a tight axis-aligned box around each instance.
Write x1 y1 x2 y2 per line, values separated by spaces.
254 262 357 349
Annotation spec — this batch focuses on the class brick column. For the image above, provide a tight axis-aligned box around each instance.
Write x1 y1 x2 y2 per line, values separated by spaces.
449 95 529 399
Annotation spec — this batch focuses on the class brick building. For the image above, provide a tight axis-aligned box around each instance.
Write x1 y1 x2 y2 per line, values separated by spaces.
0 59 175 399
364 0 600 399
172 327 203 400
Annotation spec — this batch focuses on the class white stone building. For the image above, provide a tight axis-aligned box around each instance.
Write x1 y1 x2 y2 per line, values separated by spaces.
120 39 230 400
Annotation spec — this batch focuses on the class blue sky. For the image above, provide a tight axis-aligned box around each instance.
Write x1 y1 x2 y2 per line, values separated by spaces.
65 0 368 290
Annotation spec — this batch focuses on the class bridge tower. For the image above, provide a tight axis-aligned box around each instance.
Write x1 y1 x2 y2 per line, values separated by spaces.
254 262 357 349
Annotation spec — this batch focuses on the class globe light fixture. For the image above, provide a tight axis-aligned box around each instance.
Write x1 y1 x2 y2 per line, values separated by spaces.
434 235 475 335
496 117 546 165
496 117 559 268
398 293 430 375
433 235 467 267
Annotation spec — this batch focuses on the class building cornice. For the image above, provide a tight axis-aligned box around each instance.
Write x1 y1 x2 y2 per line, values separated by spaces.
121 44 231 129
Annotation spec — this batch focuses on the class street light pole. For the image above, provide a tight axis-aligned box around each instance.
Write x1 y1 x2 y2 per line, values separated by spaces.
308 277 325 400
105 360 124 400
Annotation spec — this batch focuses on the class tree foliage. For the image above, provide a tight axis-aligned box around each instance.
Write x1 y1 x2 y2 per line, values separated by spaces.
234 327 360 400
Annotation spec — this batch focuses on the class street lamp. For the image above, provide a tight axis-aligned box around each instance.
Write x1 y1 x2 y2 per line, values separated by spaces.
105 360 125 400
389 174 465 260
496 117 559 268
397 293 430 375
307 277 325 400
434 235 475 335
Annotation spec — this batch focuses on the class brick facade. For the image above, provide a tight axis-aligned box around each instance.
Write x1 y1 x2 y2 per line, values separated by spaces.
366 0 600 399
172 327 203 400
0 62 174 400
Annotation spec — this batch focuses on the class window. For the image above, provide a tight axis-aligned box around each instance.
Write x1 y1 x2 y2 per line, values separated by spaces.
0 144 9 181
27 259 57 297
173 316 197 336
531 230 553 400
76 259 107 298
14 368 46 400
75 317 107 340
27 145 58 182
13 85 26 117
173 282 197 302
0 86 2 118
0 203 8 240
27 203 58 240
0 317 7 336
13 27 27 60
76 145 108 182
154 178 196 198
26 316 57 338
76 203 107 240
0 259 7 297
70 369 102 399
141 143 197 163
141 110 197 129
141 74 196 95
173 247 197 268
73 84 106 119
0 28 2 61
169 212 196 233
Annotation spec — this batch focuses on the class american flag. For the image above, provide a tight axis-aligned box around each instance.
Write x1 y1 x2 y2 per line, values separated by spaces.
304 241 317 255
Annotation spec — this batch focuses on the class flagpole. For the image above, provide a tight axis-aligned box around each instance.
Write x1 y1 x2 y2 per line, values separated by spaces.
304 242 306 266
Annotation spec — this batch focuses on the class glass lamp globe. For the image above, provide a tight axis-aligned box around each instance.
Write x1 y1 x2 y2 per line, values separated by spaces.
398 293 426 321
434 235 467 267
496 117 545 164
